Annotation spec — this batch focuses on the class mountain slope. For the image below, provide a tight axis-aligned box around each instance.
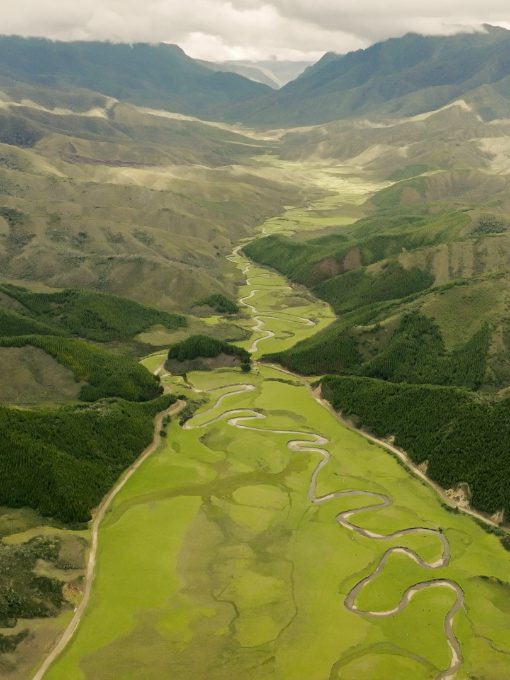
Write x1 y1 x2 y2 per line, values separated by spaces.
245 161 510 391
0 83 301 311
6 31 510 128
234 26 510 125
0 37 270 119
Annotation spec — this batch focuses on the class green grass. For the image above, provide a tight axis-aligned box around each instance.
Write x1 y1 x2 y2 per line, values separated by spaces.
45 249 510 680
45 365 510 680
46 496 202 680
230 253 335 359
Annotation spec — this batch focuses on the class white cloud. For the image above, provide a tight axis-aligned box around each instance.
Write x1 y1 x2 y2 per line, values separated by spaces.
1 0 510 60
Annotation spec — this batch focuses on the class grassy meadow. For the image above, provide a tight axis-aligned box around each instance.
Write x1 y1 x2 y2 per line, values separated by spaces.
44 248 510 680
43 366 510 680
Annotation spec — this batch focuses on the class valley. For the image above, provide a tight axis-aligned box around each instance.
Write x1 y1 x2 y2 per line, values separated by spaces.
2 28 510 680
36 211 510 680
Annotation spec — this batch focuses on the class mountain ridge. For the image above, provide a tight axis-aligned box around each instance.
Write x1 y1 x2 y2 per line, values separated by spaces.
230 25 510 125
5 29 510 126
0 36 270 120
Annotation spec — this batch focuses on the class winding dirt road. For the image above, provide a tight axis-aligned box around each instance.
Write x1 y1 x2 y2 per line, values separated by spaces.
32 398 185 680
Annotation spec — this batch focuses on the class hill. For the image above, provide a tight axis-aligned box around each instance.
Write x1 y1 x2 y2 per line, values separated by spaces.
321 376 510 520
0 281 183 519
0 312 177 522
0 284 185 341
0 335 164 402
0 394 175 523
245 162 510 391
234 26 510 125
0 81 301 310
6 31 510 131
166 334 251 373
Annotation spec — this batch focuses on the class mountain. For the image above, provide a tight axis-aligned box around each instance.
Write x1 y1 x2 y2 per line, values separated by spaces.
234 25 510 125
200 59 313 88
7 30 510 128
0 36 270 119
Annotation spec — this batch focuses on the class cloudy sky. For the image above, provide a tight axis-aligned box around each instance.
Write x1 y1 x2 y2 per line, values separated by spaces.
3 1 510 61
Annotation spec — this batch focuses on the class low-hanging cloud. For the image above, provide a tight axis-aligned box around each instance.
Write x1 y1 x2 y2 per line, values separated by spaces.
2 0 510 61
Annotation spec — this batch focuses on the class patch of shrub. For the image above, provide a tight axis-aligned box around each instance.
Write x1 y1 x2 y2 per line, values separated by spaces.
194 293 239 314
168 334 250 364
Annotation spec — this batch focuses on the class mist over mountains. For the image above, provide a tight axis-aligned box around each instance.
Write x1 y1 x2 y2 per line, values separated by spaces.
235 24 510 124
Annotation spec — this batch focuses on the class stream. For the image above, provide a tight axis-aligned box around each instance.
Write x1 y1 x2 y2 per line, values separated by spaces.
182 244 466 680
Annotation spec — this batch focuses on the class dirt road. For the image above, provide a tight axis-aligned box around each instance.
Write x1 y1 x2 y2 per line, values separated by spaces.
32 398 185 680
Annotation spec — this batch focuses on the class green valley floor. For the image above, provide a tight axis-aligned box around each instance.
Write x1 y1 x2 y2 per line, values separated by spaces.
38 239 510 680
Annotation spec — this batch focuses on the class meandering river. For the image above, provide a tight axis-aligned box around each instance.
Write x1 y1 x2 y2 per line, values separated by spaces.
185 246 465 680
40 234 510 680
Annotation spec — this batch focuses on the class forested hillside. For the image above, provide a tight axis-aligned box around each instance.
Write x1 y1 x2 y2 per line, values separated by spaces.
0 394 175 523
246 168 510 391
322 376 510 521
0 282 184 522
0 335 163 401
0 285 185 341
268 313 490 389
